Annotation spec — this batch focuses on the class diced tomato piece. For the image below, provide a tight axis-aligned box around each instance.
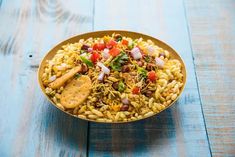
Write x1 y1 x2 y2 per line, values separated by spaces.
90 52 101 63
132 86 140 94
93 43 106 51
106 40 117 49
122 39 128 46
148 71 157 82
109 48 120 57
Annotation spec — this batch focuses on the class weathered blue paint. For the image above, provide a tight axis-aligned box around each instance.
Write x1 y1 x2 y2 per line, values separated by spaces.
185 0 235 156
0 0 93 156
88 0 211 156
1 0 234 156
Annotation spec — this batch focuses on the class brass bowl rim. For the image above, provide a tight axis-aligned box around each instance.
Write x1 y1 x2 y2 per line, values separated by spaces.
37 30 187 124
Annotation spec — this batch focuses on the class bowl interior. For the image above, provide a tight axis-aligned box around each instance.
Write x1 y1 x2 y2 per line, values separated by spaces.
38 30 187 123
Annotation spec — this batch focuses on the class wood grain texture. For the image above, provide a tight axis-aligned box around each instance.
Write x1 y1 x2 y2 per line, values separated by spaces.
2 0 233 156
184 0 235 156
88 0 211 156
0 0 93 156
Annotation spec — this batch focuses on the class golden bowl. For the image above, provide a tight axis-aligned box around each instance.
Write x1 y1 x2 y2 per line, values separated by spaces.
38 30 187 123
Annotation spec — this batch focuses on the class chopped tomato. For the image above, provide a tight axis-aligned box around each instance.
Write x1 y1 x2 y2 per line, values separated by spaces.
90 52 101 63
148 71 157 82
109 47 121 57
93 43 106 51
106 40 117 49
132 86 140 94
122 39 128 46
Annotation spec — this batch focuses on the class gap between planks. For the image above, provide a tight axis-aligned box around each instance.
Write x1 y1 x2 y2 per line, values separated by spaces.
182 0 212 156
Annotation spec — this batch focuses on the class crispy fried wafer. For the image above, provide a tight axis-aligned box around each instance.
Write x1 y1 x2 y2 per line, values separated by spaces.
60 75 92 108
48 65 81 89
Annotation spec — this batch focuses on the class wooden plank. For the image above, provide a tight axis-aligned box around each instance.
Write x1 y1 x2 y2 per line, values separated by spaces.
88 0 211 156
184 0 235 156
0 0 93 156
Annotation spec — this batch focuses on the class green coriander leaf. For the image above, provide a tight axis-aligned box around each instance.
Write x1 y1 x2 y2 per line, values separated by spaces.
116 36 122 42
80 56 93 67
80 50 87 54
110 52 129 71
137 67 147 80
74 73 81 79
118 81 126 92
144 56 150 62
128 42 134 50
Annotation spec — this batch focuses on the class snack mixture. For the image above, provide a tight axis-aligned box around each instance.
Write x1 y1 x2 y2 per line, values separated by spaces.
42 33 184 122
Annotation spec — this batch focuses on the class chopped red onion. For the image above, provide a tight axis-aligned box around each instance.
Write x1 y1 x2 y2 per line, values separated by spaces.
146 45 155 56
97 62 110 74
80 53 91 59
131 47 142 60
97 72 105 81
102 48 110 59
88 47 93 52
155 57 165 68
57 63 68 70
49 75 56 82
121 98 130 105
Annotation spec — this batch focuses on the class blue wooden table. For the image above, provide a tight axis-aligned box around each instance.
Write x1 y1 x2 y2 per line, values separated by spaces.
0 0 234 157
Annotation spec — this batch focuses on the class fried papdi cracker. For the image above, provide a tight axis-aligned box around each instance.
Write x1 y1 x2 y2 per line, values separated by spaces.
60 75 92 108
48 65 82 89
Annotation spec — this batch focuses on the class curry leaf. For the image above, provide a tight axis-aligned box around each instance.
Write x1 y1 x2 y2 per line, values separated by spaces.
80 56 93 67
137 67 147 80
110 52 129 71
118 81 126 92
